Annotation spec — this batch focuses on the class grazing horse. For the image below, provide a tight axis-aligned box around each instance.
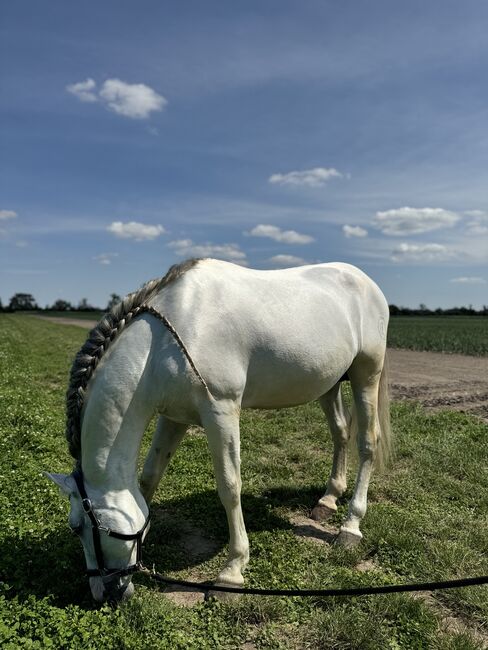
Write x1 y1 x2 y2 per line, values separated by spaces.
47 258 391 603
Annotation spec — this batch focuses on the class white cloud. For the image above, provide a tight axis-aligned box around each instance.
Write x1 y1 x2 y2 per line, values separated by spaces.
168 239 247 262
374 207 459 236
248 224 314 244
343 224 368 238
99 79 167 119
107 221 165 241
66 78 98 103
391 242 454 263
0 210 17 220
67 78 167 119
93 253 119 266
450 276 486 284
269 167 343 188
268 254 308 267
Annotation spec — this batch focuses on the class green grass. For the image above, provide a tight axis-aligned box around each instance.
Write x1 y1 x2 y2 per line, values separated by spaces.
388 316 488 356
31 310 104 321
1 314 487 648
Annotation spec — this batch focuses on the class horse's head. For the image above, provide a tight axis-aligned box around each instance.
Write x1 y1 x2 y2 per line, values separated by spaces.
46 471 149 604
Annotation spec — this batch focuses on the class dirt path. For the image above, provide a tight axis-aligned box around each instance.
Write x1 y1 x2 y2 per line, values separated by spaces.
37 316 488 422
35 315 100 328
389 348 488 421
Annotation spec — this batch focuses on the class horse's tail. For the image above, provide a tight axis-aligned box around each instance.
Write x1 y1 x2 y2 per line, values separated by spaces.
376 351 392 471
347 350 392 471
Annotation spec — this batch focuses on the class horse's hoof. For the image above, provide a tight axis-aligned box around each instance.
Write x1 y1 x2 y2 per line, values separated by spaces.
311 504 336 521
335 527 362 548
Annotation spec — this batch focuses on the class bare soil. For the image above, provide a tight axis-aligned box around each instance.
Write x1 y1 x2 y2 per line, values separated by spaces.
388 348 488 422
36 315 100 328
288 512 338 545
36 316 488 422
151 510 218 607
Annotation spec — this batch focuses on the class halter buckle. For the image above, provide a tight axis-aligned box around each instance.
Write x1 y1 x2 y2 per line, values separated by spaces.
81 497 92 513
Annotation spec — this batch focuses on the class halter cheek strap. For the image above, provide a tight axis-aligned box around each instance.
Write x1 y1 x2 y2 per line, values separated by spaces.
72 468 150 579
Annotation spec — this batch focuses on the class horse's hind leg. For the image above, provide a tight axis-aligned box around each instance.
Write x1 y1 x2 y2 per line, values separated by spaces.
140 416 188 503
201 405 249 587
336 355 381 547
312 383 350 521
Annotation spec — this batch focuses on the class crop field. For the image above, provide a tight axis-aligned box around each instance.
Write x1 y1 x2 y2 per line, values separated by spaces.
1 314 487 649
388 316 488 357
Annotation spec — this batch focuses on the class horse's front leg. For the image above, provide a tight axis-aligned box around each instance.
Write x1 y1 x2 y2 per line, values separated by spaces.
202 405 249 586
140 416 188 503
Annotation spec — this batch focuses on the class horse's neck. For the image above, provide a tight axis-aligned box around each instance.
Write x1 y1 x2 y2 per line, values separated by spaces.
80 318 160 490
81 405 151 490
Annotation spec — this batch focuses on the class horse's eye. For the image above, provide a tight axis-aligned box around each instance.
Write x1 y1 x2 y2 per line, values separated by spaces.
70 524 83 536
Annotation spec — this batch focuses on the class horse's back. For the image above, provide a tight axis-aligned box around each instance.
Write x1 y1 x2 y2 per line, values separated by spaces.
151 259 388 407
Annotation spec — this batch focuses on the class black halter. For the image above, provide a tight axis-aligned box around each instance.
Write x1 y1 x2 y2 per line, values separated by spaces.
72 468 150 579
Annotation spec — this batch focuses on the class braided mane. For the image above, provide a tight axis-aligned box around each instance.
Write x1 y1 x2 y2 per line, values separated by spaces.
65 258 201 462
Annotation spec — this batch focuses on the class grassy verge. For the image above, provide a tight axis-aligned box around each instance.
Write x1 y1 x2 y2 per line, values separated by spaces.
1 314 487 648
388 316 488 356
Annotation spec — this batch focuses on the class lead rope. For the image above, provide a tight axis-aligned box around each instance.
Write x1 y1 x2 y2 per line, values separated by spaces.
137 565 488 598
139 304 212 397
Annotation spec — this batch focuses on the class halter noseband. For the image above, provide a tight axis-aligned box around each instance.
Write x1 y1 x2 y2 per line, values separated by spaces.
72 468 150 579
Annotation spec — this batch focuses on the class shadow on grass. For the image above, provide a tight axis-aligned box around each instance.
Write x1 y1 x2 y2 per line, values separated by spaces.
1 484 327 608
0 528 93 609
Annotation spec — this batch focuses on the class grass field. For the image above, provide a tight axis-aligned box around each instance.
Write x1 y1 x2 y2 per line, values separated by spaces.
31 310 105 321
388 316 488 357
1 314 487 649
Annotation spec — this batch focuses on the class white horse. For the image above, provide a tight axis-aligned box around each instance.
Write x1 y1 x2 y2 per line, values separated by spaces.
47 258 391 603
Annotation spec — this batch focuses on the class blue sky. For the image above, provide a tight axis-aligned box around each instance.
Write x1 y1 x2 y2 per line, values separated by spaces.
1 0 487 309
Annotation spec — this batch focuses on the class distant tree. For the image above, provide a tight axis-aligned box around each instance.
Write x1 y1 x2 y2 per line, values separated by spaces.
106 293 121 311
51 299 72 311
77 298 94 311
0 297 3 312
389 304 400 316
9 293 38 311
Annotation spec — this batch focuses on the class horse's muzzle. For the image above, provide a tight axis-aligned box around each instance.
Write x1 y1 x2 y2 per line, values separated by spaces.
91 576 135 604
105 578 134 605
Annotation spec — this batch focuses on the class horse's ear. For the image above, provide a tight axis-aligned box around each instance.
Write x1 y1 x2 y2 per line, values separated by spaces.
44 472 76 497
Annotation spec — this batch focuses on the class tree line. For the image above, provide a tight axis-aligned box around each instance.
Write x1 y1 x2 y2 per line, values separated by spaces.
1 292 487 316
389 303 488 316
0 292 121 313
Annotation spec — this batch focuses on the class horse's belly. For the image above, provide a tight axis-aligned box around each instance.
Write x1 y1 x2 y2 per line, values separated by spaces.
242 380 334 409
241 350 349 409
